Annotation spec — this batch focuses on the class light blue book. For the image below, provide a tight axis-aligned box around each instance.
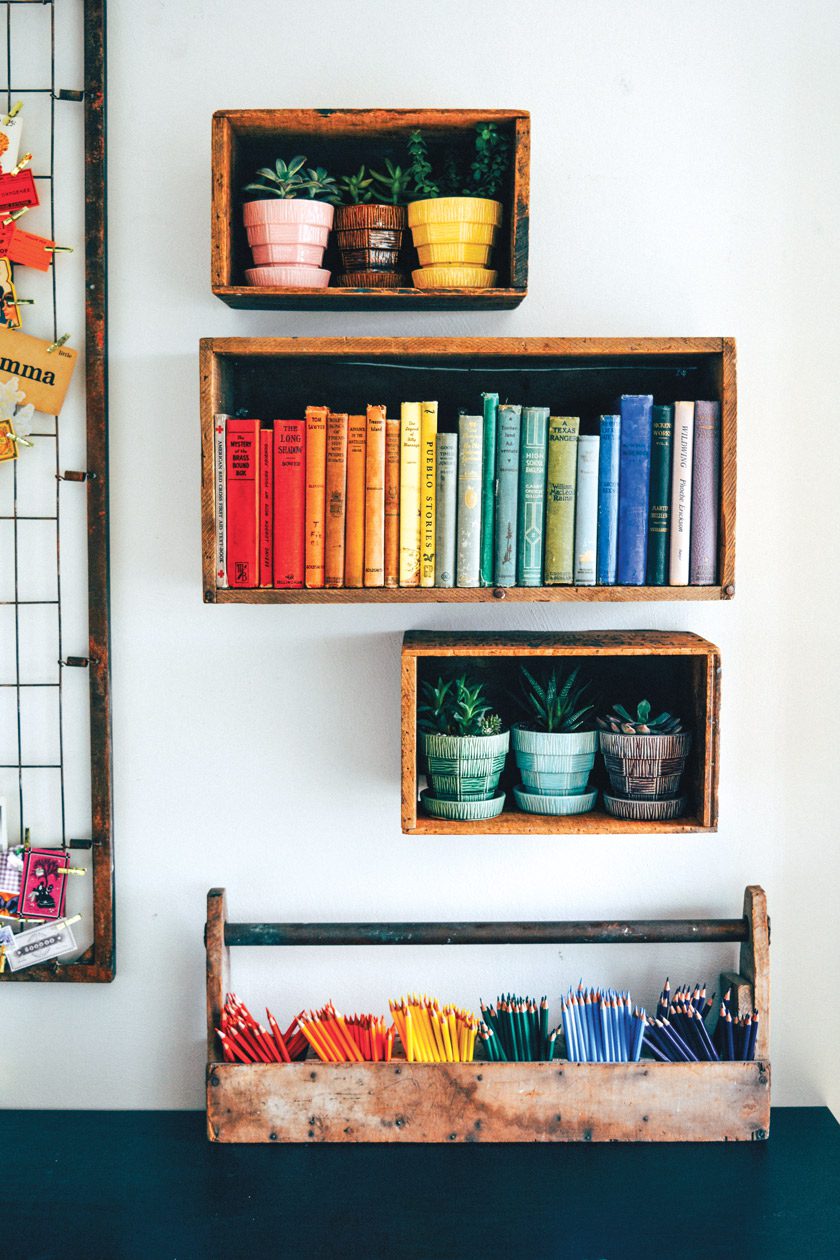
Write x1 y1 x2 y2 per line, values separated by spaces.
596 414 620 584
516 406 549 586
434 432 458 587
456 415 483 587
494 404 521 587
574 435 600 585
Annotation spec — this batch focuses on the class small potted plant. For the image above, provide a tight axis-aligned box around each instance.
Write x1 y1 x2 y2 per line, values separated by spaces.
406 123 510 289
598 700 692 821
418 674 509 822
241 157 339 288
511 665 599 817
333 162 409 288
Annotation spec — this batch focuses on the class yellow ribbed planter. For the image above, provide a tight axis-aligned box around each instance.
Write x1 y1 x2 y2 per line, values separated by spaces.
412 265 498 290
410 221 498 247
416 242 493 266
407 196 503 227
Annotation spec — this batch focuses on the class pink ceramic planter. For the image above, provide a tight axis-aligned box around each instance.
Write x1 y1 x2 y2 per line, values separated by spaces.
244 265 331 288
245 222 330 248
242 198 335 229
250 243 325 266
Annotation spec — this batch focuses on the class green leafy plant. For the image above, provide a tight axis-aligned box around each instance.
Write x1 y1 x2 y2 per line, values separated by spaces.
337 165 376 205
418 675 503 737
369 158 412 205
406 123 510 200
407 129 440 199
243 155 309 199
465 122 510 199
597 700 685 735
303 165 341 204
519 665 594 734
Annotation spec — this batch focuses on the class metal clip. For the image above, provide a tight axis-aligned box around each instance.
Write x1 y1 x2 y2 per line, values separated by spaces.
62 656 89 667
57 866 86 876
47 333 70 353
45 246 74 255
23 827 31 851
9 152 32 176
55 90 84 103
59 470 89 482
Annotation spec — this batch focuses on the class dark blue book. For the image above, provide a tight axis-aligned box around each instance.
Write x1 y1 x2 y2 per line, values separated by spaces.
616 394 653 584
596 414 620 584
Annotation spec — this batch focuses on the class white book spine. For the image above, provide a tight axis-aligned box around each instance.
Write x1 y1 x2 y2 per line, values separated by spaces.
573 435 600 585
214 414 229 588
668 401 695 585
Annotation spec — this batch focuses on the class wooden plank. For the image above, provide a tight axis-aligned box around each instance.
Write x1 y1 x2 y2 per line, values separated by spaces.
402 630 717 655
210 114 232 292
741 885 770 1059
212 288 526 310
206 1060 770 1143
511 115 530 291
205 889 229 1067
720 337 737 594
209 585 726 604
406 809 710 836
199 340 218 600
203 335 727 358
401 651 417 831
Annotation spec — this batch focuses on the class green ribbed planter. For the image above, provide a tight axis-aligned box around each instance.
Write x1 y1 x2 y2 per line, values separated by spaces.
513 785 598 817
512 725 598 794
420 790 506 821
420 730 509 803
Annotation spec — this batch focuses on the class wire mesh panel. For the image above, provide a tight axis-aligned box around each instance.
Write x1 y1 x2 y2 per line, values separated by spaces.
0 0 111 981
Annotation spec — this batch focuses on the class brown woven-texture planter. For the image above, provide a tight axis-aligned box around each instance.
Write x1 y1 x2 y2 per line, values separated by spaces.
340 247 402 271
336 270 406 288
336 227 404 250
599 730 692 760
603 793 687 821
335 204 407 232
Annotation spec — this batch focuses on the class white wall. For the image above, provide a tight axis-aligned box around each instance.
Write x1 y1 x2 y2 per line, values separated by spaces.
5 0 839 1114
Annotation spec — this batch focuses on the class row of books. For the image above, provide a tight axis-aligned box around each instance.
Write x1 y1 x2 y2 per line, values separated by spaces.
214 393 721 589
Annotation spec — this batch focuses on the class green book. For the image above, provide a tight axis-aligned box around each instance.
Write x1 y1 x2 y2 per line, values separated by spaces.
645 404 674 585
544 416 580 584
479 392 499 586
516 406 549 586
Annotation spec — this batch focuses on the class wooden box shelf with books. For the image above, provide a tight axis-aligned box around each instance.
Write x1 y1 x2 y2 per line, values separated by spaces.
205 885 770 1143
212 109 529 310
401 631 720 835
200 338 736 604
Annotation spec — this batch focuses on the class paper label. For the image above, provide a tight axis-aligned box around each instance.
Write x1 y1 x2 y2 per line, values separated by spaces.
7 228 53 272
5 919 76 971
0 328 77 413
0 117 21 176
19 848 68 921
0 169 38 213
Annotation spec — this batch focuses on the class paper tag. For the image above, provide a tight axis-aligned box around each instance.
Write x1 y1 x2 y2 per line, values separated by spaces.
7 227 53 272
0 169 38 214
0 222 14 255
0 328 77 414
19 848 68 921
5 919 77 971
0 116 22 176
0 418 18 462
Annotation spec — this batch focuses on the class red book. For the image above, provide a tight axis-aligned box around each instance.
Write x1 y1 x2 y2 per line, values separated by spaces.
225 418 260 588
259 428 273 588
273 419 305 588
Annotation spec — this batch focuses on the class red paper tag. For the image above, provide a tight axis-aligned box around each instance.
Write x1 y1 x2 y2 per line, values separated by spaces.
0 221 14 255
0 169 39 213
7 227 52 271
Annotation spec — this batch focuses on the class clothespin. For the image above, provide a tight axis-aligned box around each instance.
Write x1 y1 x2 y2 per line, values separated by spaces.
2 206 28 227
45 245 73 255
1 102 22 126
47 333 70 353
57 914 82 930
23 827 31 851
56 865 86 876
10 152 32 176
0 945 5 974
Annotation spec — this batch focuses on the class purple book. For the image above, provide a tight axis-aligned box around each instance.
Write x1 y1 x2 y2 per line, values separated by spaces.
689 401 721 584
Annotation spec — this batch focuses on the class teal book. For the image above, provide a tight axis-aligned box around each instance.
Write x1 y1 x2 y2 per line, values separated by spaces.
434 432 458 587
516 406 549 586
456 414 483 587
494 404 521 587
645 404 674 585
478 392 499 586
573 435 600 585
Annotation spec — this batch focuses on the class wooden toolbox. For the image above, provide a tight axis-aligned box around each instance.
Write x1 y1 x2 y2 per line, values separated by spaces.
205 885 770 1143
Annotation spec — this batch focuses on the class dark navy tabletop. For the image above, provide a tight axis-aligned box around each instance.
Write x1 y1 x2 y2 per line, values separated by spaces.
5 1108 838 1259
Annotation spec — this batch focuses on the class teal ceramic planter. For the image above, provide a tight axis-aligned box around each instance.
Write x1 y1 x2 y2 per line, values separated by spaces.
420 789 506 821
420 730 509 803
519 768 591 795
513 785 598 816
512 725 597 793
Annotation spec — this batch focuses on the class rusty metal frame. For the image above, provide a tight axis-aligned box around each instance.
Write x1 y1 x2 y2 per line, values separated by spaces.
2 0 113 983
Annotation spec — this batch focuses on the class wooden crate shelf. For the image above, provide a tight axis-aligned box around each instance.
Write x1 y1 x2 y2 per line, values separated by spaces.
212 109 529 310
205 886 770 1143
401 631 720 835
200 337 736 604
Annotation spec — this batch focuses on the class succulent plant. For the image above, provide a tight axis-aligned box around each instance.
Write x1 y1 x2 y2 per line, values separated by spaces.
337 165 376 205
303 165 341 203
464 122 510 199
369 157 412 205
418 675 503 738
597 700 685 735
243 155 310 199
519 665 594 734
406 123 510 201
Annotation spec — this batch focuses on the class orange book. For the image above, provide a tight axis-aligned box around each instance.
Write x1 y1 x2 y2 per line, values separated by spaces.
363 404 386 587
344 415 366 587
384 418 400 588
325 411 348 588
304 405 328 588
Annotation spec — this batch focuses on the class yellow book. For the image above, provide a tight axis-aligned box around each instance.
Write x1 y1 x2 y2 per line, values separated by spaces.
343 414 366 588
304 405 328 588
384 418 401 588
399 402 421 586
419 401 437 586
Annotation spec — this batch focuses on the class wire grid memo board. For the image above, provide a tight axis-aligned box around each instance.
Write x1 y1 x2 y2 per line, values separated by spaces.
0 0 111 981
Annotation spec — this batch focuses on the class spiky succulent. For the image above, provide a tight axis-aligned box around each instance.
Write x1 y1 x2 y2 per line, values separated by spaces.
418 675 503 738
597 700 685 735
337 165 375 205
303 165 341 203
369 158 412 205
243 155 310 199
519 665 594 734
